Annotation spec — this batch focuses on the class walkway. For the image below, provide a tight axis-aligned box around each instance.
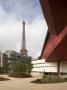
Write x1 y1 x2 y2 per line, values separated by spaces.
0 75 67 90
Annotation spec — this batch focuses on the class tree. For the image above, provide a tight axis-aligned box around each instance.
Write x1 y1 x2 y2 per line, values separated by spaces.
9 60 32 77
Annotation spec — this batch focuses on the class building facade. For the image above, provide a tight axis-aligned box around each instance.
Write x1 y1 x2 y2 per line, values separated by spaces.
0 51 3 67
0 51 7 73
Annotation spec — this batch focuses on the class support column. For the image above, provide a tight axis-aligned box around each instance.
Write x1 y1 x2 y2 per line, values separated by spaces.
57 61 60 76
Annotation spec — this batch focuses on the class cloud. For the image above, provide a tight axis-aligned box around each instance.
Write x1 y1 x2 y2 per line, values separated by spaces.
26 16 47 58
0 7 21 51
0 0 47 58
0 0 42 21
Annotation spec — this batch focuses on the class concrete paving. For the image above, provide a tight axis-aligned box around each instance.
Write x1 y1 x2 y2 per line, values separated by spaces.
0 75 67 90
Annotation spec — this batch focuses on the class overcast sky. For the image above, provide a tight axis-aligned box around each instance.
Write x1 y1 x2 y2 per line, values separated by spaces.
0 0 47 58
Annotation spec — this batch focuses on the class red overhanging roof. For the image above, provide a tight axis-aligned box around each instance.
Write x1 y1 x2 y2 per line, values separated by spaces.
41 26 67 61
39 0 67 61
40 0 67 35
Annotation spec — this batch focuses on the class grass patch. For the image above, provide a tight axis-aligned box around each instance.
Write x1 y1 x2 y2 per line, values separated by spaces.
31 75 67 84
0 77 10 81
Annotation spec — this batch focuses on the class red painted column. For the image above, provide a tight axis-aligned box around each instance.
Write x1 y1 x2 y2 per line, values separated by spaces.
57 61 60 76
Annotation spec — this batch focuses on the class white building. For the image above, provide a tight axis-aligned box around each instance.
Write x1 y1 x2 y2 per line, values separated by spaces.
31 59 67 77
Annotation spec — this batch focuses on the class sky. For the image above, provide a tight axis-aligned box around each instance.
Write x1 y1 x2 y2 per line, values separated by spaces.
0 0 47 58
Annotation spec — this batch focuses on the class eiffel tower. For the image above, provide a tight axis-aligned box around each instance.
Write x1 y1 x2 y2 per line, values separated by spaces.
20 21 27 57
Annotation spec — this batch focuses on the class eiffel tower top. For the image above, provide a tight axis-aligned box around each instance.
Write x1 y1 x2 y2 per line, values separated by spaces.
20 21 27 57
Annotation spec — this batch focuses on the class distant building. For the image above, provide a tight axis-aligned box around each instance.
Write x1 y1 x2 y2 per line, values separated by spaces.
5 50 31 62
0 51 3 67
5 50 22 64
32 59 58 77
0 51 7 73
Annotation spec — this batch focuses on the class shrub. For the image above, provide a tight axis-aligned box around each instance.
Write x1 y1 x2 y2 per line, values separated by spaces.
9 60 32 78
0 67 4 73
31 75 67 84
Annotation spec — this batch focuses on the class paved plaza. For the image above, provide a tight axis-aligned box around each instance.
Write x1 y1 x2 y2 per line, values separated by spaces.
0 75 67 90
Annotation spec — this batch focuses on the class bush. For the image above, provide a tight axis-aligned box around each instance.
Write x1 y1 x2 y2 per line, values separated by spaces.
42 76 66 83
0 67 4 73
31 75 67 84
9 61 32 78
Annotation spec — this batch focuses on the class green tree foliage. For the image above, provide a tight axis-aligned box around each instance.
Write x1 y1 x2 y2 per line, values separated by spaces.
0 67 3 73
9 60 32 77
